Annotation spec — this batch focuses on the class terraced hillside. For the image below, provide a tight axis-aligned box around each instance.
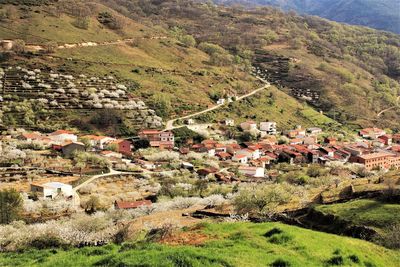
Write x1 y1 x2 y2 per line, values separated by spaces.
0 66 163 131
0 1 263 133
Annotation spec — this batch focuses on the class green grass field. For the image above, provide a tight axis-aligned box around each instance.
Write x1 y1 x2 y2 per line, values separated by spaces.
0 222 398 267
315 199 400 234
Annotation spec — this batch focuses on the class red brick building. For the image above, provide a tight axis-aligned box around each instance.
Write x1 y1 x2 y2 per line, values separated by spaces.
109 139 132 156
350 152 400 171
138 129 174 149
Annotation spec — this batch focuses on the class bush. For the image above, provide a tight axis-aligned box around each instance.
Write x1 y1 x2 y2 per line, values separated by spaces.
374 223 400 249
0 189 23 224
72 17 89 30
29 235 65 249
264 228 283 238
233 183 298 217
268 234 293 244
270 259 291 267
97 11 124 30
348 255 360 263
327 255 344 265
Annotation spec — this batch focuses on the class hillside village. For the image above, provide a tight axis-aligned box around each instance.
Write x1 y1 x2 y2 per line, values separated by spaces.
0 0 399 266
1 115 399 210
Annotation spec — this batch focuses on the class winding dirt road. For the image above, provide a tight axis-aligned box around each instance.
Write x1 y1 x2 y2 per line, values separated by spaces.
25 36 168 52
377 96 400 117
73 168 136 191
164 77 270 131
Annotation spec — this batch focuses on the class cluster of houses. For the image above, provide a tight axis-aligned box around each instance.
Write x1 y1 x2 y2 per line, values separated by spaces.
179 124 400 178
13 123 400 194
18 130 132 158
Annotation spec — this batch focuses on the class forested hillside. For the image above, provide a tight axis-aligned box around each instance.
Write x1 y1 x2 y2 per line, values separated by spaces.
101 0 400 130
0 0 399 131
211 0 400 34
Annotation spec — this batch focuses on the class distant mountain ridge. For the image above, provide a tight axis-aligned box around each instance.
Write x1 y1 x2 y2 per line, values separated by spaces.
211 0 400 34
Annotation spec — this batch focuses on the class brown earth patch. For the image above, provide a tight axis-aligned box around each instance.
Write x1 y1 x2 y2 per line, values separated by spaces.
159 231 211 246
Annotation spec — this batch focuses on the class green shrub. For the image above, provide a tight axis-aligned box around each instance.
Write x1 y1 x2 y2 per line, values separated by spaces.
270 258 291 267
268 234 293 245
327 255 344 265
28 236 65 250
264 228 283 238
348 255 360 263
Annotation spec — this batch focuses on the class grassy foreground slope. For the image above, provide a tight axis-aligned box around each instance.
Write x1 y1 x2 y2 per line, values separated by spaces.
316 199 400 235
0 222 398 267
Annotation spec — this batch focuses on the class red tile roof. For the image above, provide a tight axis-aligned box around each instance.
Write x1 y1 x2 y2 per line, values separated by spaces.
217 152 231 158
50 130 74 135
115 200 152 209
139 130 160 135
21 133 42 139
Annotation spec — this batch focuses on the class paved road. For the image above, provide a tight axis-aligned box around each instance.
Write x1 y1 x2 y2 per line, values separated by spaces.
164 77 270 131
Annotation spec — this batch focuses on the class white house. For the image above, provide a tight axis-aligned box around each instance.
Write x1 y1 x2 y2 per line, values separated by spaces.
30 182 74 199
232 154 248 164
48 130 77 144
217 98 226 105
238 166 265 178
260 122 277 135
224 119 235 127
81 135 116 149
240 121 257 131
307 127 323 135
185 118 195 125
236 148 260 160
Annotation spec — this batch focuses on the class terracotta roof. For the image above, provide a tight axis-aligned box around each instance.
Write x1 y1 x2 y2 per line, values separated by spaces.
50 130 74 135
360 128 385 135
115 200 152 209
110 139 128 144
202 139 218 145
82 135 112 141
139 129 160 134
358 152 394 160
234 154 247 159
217 152 231 158
21 133 42 139
61 141 84 147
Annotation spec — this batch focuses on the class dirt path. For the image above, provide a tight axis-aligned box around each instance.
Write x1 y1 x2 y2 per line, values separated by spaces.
164 77 270 131
73 168 136 191
24 36 168 52
377 96 400 117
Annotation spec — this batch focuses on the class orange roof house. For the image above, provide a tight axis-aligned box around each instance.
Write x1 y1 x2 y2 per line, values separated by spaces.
114 200 152 210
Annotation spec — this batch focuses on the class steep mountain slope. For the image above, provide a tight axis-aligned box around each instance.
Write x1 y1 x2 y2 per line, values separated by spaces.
103 0 399 130
1 0 399 132
211 0 400 34
0 0 338 133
